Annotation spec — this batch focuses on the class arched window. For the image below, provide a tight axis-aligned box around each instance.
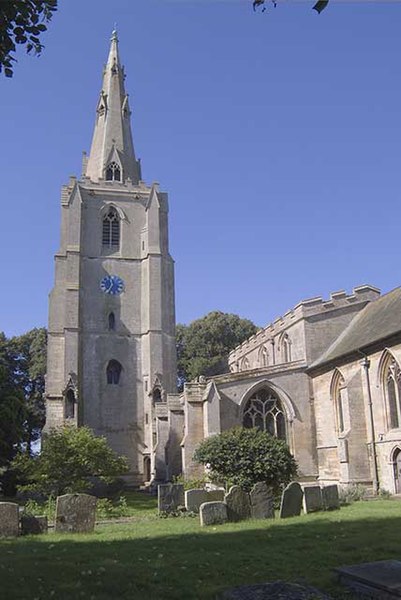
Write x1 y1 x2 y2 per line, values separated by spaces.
65 389 75 419
105 161 121 181
382 353 401 429
152 388 162 403
102 208 120 250
106 360 122 385
280 333 291 363
108 312 115 331
331 369 348 435
240 357 250 371
243 387 286 440
259 346 269 367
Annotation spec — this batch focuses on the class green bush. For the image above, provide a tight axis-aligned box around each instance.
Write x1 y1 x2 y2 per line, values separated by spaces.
12 426 129 497
96 496 130 519
339 484 367 505
194 427 297 493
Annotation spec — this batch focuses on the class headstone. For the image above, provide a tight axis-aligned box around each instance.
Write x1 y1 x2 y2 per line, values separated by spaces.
336 560 401 599
303 486 323 514
250 482 274 519
185 489 208 513
225 485 251 522
55 493 97 533
207 489 225 502
218 581 332 599
158 483 184 514
279 482 303 518
199 501 228 526
322 485 340 510
0 502 19 537
21 515 48 535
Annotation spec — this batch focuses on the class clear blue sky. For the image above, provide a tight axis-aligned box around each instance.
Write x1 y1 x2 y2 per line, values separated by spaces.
1 0 401 337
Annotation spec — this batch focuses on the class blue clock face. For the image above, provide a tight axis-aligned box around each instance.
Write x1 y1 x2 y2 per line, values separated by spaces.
100 275 125 295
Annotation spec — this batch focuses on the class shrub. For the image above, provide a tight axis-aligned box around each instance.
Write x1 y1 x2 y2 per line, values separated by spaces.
12 426 129 497
339 484 367 505
194 427 297 493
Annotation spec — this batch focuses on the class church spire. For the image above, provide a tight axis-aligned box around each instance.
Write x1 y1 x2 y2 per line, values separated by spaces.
85 29 140 184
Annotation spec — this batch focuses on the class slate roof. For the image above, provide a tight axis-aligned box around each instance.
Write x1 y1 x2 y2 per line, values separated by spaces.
309 287 401 370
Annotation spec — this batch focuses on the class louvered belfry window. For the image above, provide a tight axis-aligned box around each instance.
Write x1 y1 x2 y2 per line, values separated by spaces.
106 161 121 181
102 208 120 249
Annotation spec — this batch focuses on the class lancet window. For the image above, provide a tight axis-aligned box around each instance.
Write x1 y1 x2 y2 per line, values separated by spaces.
243 387 286 440
106 360 122 385
65 389 75 419
102 208 120 250
108 312 115 331
106 161 121 181
382 354 401 429
331 370 348 435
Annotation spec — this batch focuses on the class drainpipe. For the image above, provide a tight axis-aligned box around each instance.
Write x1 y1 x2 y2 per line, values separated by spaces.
360 355 380 495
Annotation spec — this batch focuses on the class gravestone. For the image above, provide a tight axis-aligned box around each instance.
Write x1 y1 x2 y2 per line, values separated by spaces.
0 502 19 537
199 501 228 526
21 515 48 535
158 483 184 514
322 485 340 510
250 482 274 519
185 489 208 513
336 560 401 599
207 489 225 502
303 486 323 514
225 485 251 522
219 581 332 599
55 493 97 533
279 482 303 518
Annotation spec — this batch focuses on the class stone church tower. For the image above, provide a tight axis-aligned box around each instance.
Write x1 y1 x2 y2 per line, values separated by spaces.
45 31 177 484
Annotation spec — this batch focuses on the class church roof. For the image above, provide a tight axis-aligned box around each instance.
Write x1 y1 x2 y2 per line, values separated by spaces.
309 286 401 370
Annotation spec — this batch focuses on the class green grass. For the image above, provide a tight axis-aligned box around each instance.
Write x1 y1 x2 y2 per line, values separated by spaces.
1 498 401 599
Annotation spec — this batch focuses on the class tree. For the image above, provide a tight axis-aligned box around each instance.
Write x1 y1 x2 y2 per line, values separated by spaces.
12 426 129 497
253 0 329 13
9 328 47 454
177 311 257 389
194 426 297 493
0 0 58 77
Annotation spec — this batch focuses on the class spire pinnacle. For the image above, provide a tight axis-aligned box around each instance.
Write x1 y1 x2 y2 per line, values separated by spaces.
85 32 140 184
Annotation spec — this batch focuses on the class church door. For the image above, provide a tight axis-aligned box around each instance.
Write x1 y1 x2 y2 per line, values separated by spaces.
393 448 401 494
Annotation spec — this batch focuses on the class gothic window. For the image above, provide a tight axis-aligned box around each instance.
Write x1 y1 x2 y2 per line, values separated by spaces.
65 389 75 419
108 312 115 331
280 333 291 363
106 161 121 181
331 369 348 435
152 388 162 403
102 208 120 250
243 387 286 440
259 346 269 367
382 354 401 429
240 357 250 371
107 360 122 384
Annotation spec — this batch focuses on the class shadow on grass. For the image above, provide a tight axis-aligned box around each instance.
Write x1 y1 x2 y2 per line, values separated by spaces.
1 504 401 599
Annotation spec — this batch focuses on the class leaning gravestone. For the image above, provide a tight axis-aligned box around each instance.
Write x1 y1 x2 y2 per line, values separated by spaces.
0 502 19 537
185 489 208 513
55 493 97 533
279 482 303 518
303 486 323 514
21 515 48 535
322 485 340 510
250 482 274 519
225 485 251 522
158 483 184 514
199 501 228 527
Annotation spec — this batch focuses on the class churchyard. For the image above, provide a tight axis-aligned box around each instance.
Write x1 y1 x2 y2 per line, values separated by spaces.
1 493 401 599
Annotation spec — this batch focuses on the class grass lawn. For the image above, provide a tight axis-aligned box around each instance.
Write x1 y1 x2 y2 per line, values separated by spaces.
1 497 401 599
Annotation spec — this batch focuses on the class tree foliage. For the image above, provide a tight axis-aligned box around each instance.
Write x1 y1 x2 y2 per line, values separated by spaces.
177 311 257 389
0 0 58 77
194 426 297 493
253 0 329 13
12 426 129 497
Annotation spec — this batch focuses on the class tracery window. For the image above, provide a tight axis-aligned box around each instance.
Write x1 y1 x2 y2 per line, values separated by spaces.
383 355 401 429
106 161 121 181
243 387 286 440
107 360 122 385
65 389 75 419
102 208 120 249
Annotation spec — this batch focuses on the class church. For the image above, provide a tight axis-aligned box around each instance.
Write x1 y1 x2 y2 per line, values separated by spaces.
45 33 401 494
